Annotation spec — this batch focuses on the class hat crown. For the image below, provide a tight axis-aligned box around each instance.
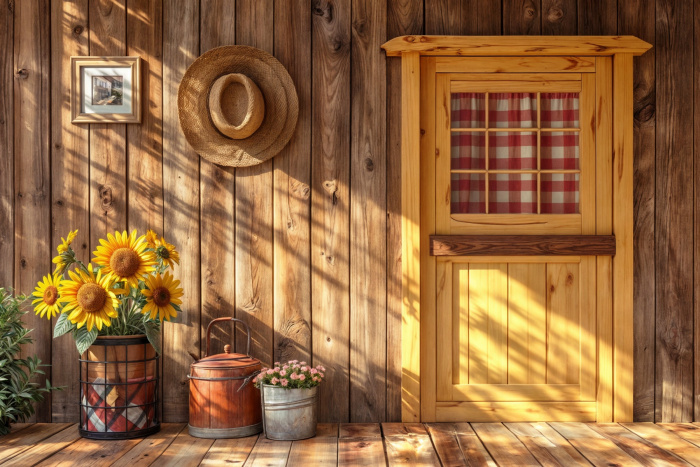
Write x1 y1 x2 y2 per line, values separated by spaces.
208 73 265 140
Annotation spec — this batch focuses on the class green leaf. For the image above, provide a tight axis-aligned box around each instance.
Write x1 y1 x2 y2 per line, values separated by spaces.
53 313 74 338
73 326 98 355
143 318 161 355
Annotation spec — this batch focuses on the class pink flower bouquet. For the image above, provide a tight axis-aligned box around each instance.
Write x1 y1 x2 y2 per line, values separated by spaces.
254 360 325 389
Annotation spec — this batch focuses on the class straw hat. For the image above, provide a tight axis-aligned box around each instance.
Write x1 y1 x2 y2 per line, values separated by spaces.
178 45 298 167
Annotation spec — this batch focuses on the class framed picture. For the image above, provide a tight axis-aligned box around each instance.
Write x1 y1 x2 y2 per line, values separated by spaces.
71 56 141 123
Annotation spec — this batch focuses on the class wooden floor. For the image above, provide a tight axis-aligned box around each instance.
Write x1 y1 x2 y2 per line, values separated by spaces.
4 422 700 466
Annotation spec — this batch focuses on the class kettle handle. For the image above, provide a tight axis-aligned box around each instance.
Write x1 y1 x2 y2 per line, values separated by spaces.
205 317 251 357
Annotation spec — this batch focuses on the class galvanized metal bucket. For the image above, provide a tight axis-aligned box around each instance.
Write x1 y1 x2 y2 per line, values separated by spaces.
260 385 318 440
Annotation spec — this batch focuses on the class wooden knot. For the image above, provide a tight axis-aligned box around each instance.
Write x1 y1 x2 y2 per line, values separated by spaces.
15 69 28 79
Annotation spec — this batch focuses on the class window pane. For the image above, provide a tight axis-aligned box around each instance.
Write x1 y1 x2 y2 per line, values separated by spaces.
452 132 486 169
541 92 579 128
451 173 486 214
541 132 579 170
541 173 579 214
488 132 536 170
488 173 537 214
488 93 537 128
451 93 485 128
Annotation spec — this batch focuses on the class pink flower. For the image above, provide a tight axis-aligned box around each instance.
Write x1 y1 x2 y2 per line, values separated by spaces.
280 370 287 376
319 373 324 378
301 366 308 372
274 362 280 366
319 366 326 372
300 361 307 366
290 373 298 380
310 368 318 375
267 369 274 375
313 376 319 382
281 379 289 387
299 374 306 381
283 365 289 370
291 360 299 364
274 367 280 372
271 377 279 385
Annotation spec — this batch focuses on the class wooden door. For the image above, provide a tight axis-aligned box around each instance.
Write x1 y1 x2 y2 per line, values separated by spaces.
424 59 609 422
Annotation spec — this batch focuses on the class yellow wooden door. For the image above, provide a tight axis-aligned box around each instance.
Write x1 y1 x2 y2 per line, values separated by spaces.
427 64 606 422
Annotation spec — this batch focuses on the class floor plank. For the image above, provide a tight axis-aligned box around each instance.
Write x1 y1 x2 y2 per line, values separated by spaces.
149 429 215 467
452 423 498 467
589 423 689 466
472 423 540 467
288 437 338 465
7 423 31 434
111 423 187 467
338 423 385 466
243 436 292 466
504 422 591 466
426 423 468 466
340 423 382 438
317 423 340 438
0 423 73 463
1 425 80 467
383 423 440 466
550 422 644 466
623 423 700 466
659 423 700 448
35 433 142 466
200 435 259 466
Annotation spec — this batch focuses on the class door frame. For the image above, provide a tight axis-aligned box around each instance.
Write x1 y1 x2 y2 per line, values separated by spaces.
382 35 652 423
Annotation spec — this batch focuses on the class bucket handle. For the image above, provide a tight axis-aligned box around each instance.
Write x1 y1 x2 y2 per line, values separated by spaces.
205 317 251 357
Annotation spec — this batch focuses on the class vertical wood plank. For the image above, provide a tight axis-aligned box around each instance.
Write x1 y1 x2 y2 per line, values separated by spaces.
424 0 476 35
541 0 576 34
50 0 90 423
88 0 127 248
198 0 235 359
350 0 387 423
126 0 163 234
0 0 13 291
162 0 200 422
577 0 617 35
273 0 312 364
618 0 656 423
311 0 351 423
476 0 502 35
234 0 274 367
435 261 452 400
655 0 693 423
503 0 541 35
547 263 580 385
386 0 423 424
695 0 700 424
507 263 546 384
14 0 51 422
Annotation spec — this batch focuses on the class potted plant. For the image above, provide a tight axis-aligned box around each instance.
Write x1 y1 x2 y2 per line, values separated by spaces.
0 289 59 434
32 229 183 439
254 360 325 440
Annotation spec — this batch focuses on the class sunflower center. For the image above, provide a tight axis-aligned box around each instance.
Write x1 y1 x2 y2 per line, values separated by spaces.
152 286 171 307
77 283 107 313
43 286 58 305
156 245 170 259
110 248 140 277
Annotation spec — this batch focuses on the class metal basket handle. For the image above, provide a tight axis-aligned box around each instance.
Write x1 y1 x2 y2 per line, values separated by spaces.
205 317 251 357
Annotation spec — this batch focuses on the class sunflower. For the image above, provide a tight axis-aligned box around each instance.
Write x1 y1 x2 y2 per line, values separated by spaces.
32 274 63 319
57 230 79 254
145 229 159 249
53 229 79 275
142 272 183 322
58 264 119 331
92 230 156 287
154 236 180 269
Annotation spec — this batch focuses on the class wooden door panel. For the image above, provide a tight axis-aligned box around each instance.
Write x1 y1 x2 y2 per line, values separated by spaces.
437 257 595 404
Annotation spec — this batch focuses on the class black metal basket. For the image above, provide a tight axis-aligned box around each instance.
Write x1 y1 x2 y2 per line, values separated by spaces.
78 335 160 439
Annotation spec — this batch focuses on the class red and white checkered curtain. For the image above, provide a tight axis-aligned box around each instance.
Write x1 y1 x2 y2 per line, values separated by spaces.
451 92 579 214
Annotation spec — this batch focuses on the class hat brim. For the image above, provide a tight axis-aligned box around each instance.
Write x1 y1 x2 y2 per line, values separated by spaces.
178 45 298 167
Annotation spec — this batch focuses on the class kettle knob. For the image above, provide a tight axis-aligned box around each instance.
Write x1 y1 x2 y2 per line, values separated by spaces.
224 344 231 354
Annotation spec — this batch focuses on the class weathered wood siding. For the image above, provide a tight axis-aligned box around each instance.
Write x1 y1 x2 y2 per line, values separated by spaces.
0 0 689 422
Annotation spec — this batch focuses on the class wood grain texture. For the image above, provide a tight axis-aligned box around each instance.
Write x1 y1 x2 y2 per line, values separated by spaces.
14 0 51 422
623 423 700 465
431 235 616 257
577 0 617 35
150 429 215 466
273 0 312 365
426 423 468 465
694 0 700 423
350 0 387 423
0 423 72 464
541 0 576 35
503 0 541 35
35 435 141 466
655 0 694 423
550 422 643 466
505 422 591 466
200 436 258 466
1 425 80 467
88 0 127 248
618 0 656 423
49 0 89 423
234 0 274 367
111 423 186 467
386 0 422 425
198 0 235 361
588 423 689 466
162 0 200 422
0 0 13 291
471 423 540 466
311 0 351 423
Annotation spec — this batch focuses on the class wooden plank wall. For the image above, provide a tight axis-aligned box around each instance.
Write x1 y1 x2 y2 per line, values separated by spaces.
0 0 692 423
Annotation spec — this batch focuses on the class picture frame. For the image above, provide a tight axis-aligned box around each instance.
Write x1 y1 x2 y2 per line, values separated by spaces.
71 56 141 124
